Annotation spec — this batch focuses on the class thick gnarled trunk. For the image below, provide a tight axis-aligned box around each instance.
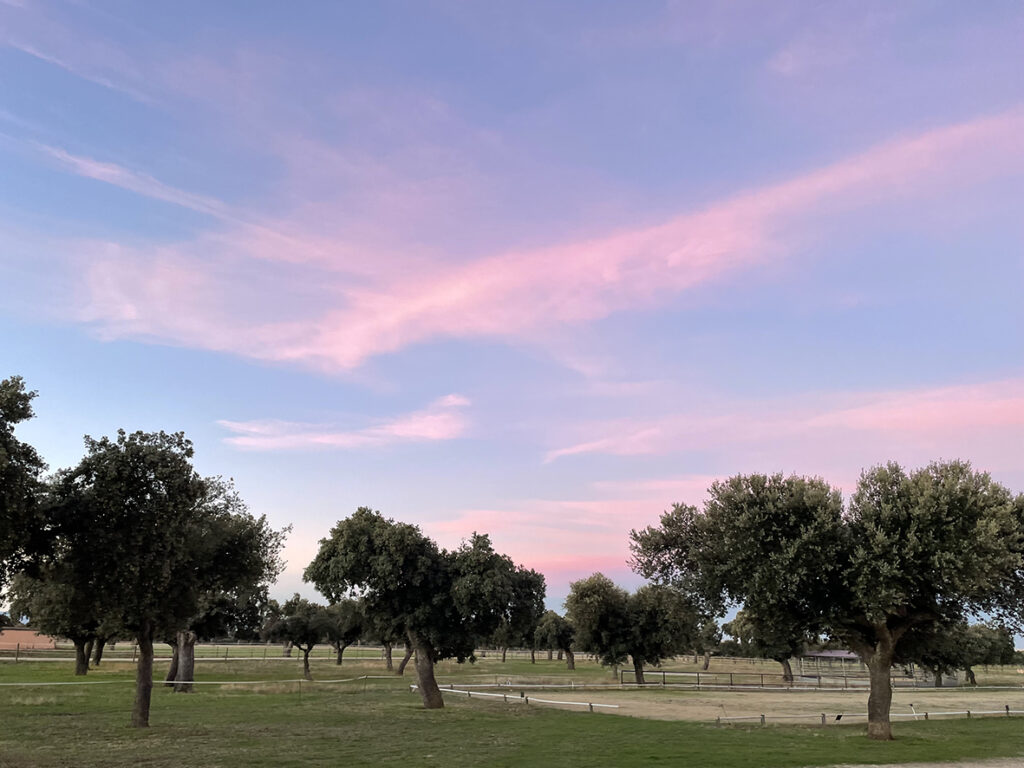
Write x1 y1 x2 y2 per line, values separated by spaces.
565 649 575 670
164 640 179 686
333 641 350 665
702 651 711 670
383 642 393 671
778 658 794 683
73 639 89 676
301 646 313 680
132 621 155 728
866 649 895 740
396 643 413 676
411 634 444 709
632 657 646 686
92 637 106 667
174 630 197 692
501 647 507 663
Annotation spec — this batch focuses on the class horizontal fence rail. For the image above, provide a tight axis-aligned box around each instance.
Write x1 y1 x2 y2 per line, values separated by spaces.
410 684 618 712
717 706 1024 726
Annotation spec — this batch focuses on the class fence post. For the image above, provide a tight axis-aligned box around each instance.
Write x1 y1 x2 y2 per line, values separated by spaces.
663 670 666 686
1007 704 1011 717
924 712 929 720
696 672 700 688
760 714 766 726
589 703 594 713
760 673 764 688
821 713 826 726
730 673 734 687
967 710 971 719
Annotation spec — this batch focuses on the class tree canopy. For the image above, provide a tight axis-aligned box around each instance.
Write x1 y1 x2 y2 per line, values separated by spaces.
304 507 541 708
566 573 696 685
631 462 1024 740
0 376 47 596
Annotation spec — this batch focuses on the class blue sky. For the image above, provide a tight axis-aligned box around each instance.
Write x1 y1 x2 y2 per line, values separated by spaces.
2 0 1022 606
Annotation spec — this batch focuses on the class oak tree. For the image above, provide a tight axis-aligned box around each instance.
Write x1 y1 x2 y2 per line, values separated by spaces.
631 463 1024 740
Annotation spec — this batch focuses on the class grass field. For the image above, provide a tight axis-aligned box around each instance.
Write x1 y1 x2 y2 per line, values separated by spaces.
3 654 1024 767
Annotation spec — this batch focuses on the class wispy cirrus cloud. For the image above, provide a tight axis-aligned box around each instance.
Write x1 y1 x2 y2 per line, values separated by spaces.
218 394 471 451
546 378 1024 487
64 108 1024 371
36 144 229 218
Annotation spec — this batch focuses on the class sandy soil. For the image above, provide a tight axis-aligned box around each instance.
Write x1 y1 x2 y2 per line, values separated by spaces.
483 684 1024 725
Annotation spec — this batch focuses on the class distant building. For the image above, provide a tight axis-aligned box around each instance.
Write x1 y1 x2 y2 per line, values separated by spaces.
0 627 57 650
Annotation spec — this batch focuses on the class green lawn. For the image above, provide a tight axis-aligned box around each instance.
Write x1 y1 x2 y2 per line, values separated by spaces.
3 659 1024 767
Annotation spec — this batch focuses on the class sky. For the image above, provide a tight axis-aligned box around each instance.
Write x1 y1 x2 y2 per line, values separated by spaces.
1 1 1023 610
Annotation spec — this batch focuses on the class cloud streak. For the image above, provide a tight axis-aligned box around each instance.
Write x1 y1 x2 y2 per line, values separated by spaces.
67 108 1024 370
218 394 471 450
545 378 1024 488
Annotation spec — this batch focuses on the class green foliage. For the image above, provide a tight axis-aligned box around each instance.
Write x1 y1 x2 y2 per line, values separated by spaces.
566 573 696 670
324 598 365 651
0 375 47 595
631 462 1024 736
722 609 810 664
50 430 208 638
565 573 631 666
898 621 1016 680
304 508 535 664
493 566 546 651
262 594 329 651
534 610 574 654
9 567 99 644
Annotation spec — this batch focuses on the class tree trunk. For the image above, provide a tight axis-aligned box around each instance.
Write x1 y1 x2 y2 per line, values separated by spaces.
164 641 179 685
934 670 943 688
633 657 646 685
83 639 94 668
411 634 444 709
547 649 553 661
703 651 711 670
693 652 699 663
965 666 977 686
73 639 89 676
282 640 293 657
335 642 350 665
396 643 413 676
557 649 563 661
302 647 312 681
866 645 895 741
565 649 575 671
779 658 794 683
530 648 536 664
174 630 196 693
383 642 394 672
92 637 106 667
132 620 155 728
501 647 507 663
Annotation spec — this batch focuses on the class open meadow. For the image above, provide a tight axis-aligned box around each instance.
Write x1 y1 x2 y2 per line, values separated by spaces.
4 652 1024 767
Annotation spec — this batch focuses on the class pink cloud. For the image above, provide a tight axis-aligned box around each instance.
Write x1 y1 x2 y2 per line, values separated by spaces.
217 394 470 451
36 144 229 218
545 378 1024 489
62 108 1024 370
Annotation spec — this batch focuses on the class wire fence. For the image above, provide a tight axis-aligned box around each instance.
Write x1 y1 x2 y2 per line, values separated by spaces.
716 705 1024 726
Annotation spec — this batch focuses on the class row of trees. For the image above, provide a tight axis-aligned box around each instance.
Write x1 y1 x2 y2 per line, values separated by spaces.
5 374 1024 742
0 376 287 726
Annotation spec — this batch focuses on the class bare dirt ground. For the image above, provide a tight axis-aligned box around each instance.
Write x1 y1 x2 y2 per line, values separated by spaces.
496 685 1024 726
